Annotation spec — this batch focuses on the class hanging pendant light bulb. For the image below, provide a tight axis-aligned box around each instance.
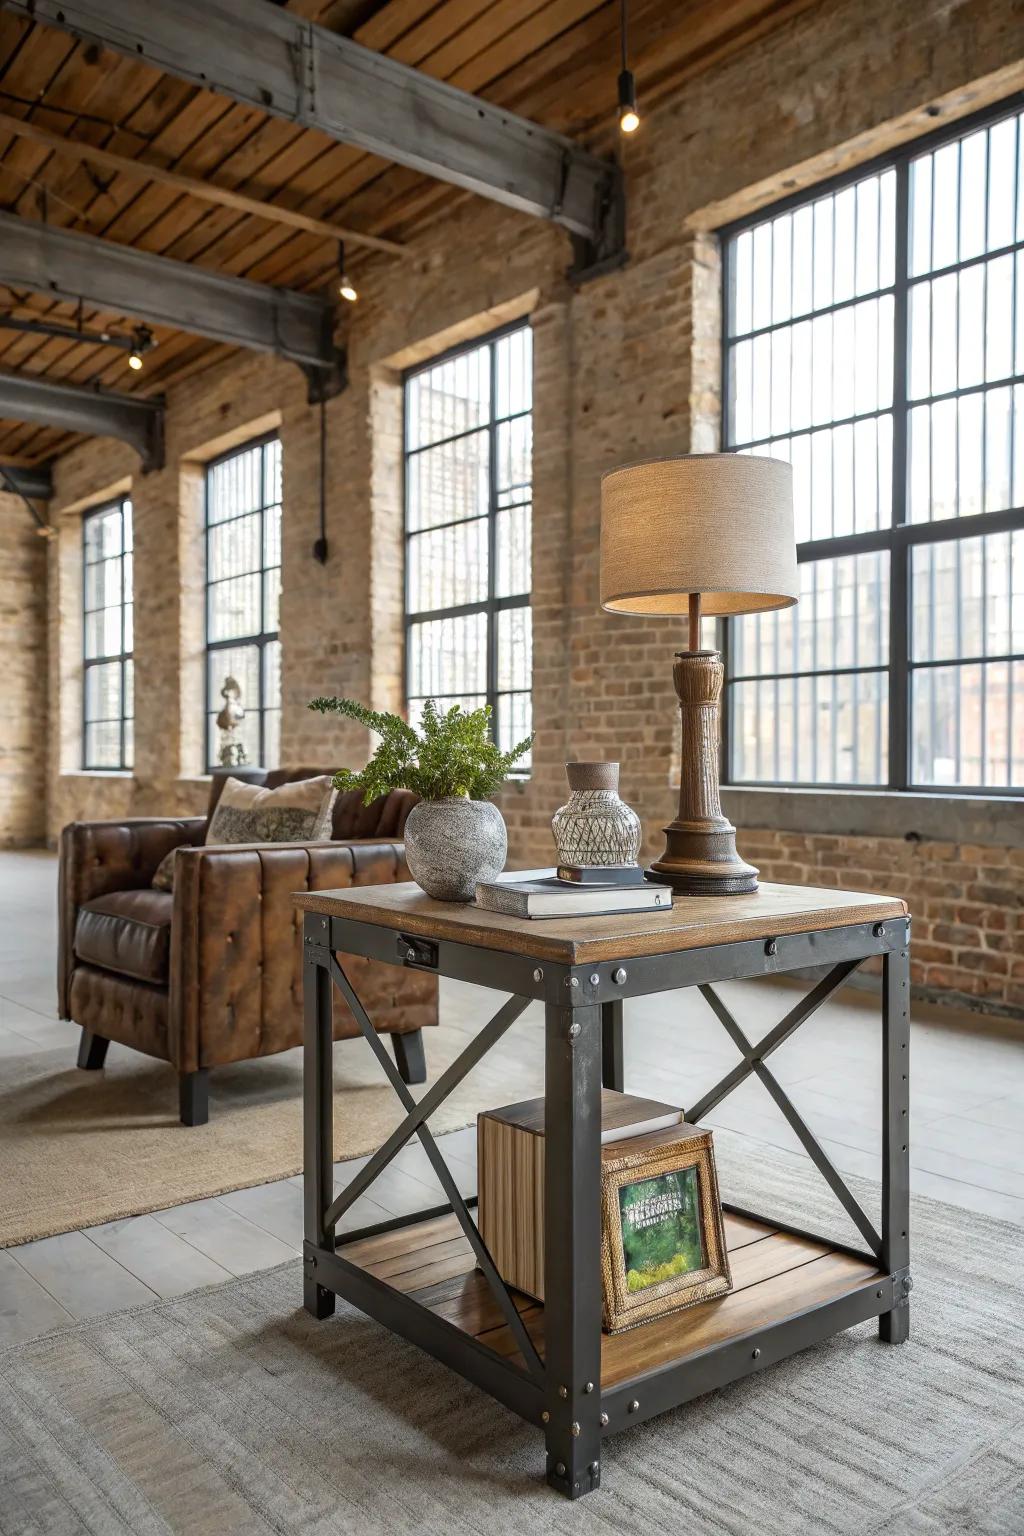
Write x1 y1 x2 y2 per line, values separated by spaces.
337 241 357 303
127 324 154 371
618 0 640 134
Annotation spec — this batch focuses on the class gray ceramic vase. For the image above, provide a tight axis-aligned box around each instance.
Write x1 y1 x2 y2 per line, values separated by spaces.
551 761 642 867
404 797 507 903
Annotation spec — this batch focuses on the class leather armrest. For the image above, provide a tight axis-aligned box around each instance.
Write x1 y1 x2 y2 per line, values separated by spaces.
169 839 412 1073
58 817 206 1019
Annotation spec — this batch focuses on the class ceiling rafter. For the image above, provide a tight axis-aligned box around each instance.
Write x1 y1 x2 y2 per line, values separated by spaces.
3 0 625 267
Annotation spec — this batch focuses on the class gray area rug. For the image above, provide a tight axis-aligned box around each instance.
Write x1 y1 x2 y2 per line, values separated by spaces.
1 1135 1022 1535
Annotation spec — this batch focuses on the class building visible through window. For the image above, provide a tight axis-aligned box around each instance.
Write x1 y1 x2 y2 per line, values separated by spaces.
722 100 1023 791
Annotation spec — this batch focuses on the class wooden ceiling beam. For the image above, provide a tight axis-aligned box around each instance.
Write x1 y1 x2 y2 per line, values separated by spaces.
0 110 406 256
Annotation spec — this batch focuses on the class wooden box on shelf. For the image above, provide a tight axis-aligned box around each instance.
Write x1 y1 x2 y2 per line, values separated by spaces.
478 1089 732 1332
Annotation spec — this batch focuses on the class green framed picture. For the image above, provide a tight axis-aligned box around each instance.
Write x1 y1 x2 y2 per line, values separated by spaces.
618 1165 708 1293
601 1130 731 1331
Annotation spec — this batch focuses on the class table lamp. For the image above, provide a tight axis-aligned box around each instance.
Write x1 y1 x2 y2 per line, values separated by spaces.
600 453 797 896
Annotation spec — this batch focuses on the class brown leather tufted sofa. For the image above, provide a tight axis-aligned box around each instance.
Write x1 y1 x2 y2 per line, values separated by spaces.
58 769 438 1125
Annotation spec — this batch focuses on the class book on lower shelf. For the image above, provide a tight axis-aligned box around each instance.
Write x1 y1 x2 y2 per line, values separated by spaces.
478 1089 733 1332
475 876 672 919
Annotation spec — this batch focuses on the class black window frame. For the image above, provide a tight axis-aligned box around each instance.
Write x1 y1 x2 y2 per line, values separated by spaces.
402 319 533 763
203 431 282 771
719 91 1024 797
82 495 133 772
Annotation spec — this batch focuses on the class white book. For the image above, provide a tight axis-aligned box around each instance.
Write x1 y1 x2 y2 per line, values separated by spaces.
474 876 672 919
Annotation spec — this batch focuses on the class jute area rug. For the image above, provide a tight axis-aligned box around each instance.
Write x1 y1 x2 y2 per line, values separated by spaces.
0 1006 544 1249
2 1137 1021 1536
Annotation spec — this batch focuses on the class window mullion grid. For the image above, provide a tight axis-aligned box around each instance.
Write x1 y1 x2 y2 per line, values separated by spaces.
119 500 126 772
487 338 500 742
258 440 267 771
888 156 911 790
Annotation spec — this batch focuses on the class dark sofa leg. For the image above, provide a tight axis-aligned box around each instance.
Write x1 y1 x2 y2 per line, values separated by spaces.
392 1029 427 1085
77 1030 109 1070
179 1069 209 1127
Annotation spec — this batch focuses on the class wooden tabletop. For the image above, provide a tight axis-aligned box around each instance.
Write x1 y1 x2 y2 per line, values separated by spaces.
293 875 907 964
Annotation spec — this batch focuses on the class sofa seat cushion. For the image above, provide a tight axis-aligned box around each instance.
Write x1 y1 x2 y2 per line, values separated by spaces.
74 889 174 984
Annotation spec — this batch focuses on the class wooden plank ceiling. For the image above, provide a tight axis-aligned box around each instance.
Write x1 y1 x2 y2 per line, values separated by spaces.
0 0 816 467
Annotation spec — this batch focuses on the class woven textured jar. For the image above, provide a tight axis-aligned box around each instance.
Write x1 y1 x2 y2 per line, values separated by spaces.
551 762 641 868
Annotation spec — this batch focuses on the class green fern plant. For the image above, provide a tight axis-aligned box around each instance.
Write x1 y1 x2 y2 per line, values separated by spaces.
308 695 533 804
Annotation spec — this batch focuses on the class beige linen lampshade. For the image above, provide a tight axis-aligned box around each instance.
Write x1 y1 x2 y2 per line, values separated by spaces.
600 453 798 616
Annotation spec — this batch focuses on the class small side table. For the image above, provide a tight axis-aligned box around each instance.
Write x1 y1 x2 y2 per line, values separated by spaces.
295 879 910 1501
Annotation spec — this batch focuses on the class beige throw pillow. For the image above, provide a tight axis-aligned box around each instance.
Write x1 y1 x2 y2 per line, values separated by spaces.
206 776 337 846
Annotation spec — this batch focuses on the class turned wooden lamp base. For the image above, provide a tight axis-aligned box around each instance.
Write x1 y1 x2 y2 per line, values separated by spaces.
650 595 758 898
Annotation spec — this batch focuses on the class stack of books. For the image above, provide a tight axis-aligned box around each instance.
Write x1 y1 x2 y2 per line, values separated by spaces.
475 863 671 919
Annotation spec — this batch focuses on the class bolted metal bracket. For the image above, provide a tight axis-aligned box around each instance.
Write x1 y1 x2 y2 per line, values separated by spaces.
568 163 627 286
302 346 348 404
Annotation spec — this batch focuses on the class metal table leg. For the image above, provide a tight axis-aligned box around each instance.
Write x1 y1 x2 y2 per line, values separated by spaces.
601 999 624 1091
880 933 911 1341
543 1000 603 1498
303 939 335 1319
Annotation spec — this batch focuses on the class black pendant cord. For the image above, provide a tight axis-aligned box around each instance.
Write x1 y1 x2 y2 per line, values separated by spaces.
312 394 328 564
620 0 628 71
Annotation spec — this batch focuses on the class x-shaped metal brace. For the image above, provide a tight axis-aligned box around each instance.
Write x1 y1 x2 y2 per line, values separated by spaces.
320 953 544 1382
685 959 883 1259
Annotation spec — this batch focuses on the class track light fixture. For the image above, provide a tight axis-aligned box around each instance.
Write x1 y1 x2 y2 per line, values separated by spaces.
618 0 640 134
337 242 357 303
127 324 155 371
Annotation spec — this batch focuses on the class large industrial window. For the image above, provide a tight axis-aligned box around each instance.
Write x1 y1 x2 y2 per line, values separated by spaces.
722 97 1024 792
205 435 282 769
83 497 133 771
404 323 533 766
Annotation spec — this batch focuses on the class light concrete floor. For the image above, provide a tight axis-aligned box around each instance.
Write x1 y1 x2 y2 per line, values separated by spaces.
1 847 1022 1351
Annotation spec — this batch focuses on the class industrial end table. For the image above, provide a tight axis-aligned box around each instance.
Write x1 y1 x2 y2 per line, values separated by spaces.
294 878 911 1501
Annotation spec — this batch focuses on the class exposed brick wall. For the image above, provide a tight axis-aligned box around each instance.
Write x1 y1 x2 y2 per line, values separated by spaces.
0 493 46 845
29 0 1023 1019
737 828 1024 1019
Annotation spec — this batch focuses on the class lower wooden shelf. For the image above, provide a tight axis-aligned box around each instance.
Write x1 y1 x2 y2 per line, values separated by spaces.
340 1208 884 1389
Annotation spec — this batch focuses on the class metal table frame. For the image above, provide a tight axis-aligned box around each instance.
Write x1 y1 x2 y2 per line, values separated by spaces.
302 909 911 1500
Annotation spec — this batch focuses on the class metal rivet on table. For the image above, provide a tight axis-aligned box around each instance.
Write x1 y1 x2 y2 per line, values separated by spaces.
590 973 600 985
569 976 580 988
873 923 885 938
752 1348 760 1359
589 1462 599 1475
584 1381 594 1394
765 938 777 956
628 1399 639 1413
904 1276 914 1293
571 1422 581 1438
558 1384 568 1399
877 1290 884 1299
555 1462 566 1477
406 947 416 960
568 1022 581 1039
613 967 627 984
541 1411 550 1423
533 968 543 982
600 1412 609 1426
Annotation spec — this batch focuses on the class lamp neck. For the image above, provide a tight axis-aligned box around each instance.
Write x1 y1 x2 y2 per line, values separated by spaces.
687 591 702 652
